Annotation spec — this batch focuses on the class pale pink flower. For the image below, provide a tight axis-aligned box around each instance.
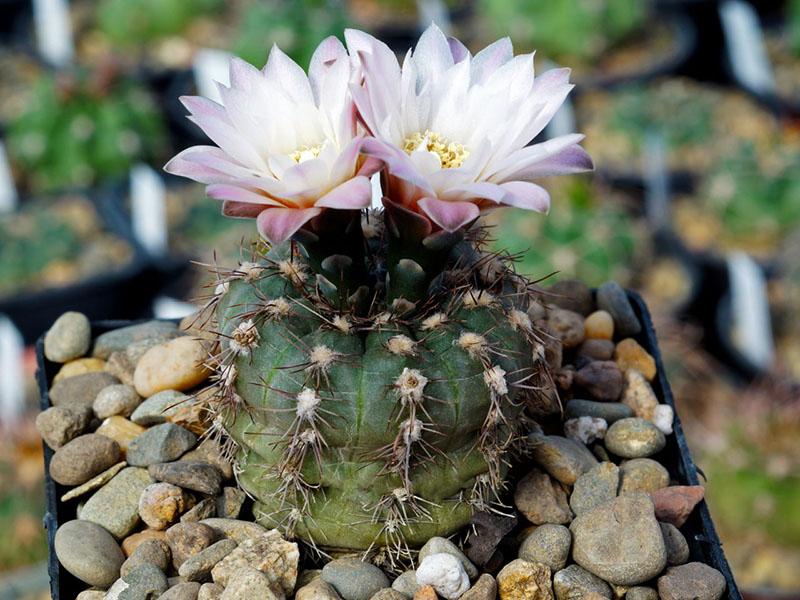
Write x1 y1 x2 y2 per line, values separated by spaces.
165 38 378 243
346 25 593 232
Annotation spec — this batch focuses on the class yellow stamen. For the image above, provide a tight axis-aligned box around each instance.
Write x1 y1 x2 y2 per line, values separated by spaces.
290 144 323 164
403 130 469 169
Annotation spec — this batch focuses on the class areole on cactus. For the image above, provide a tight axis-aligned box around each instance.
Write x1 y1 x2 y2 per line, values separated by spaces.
166 24 592 558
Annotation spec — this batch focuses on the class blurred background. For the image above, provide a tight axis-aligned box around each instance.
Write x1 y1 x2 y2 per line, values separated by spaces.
0 0 798 597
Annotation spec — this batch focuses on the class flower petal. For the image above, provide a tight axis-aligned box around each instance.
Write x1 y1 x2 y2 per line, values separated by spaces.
417 197 480 232
309 35 347 102
262 45 314 104
472 37 513 83
499 181 551 212
207 184 283 207
447 36 470 63
256 207 323 243
315 176 372 209
221 201 269 218
360 137 434 194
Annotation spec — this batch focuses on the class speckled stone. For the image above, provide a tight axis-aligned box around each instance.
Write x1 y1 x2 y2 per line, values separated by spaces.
619 458 670 494
552 564 611 600
658 562 726 600
418 536 478 579
626 587 658 600
138 482 191 530
181 498 217 523
120 538 171 578
166 522 219 571
514 468 573 525
179 539 238 582
130 390 190 426
459 574 497 600
322 557 391 600
45 311 91 362
94 384 141 420
660 522 690 565
518 524 571 571
49 372 119 411
49 433 121 486
149 461 222 495
621 370 659 422
126 423 198 467
93 321 179 359
198 583 223 600
119 563 169 599
529 434 598 485
36 404 92 449
605 418 666 459
565 400 633 424
570 493 667 585
159 582 202 600
216 486 246 519
220 567 281 600
497 559 553 600
574 361 623 401
569 462 620 516
297 578 343 599
60 461 126 502
80 467 153 538
548 308 586 349
54 520 125 587
198 518 268 544
180 438 234 480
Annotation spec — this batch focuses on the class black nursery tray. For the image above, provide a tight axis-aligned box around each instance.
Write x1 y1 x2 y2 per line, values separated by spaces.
36 294 741 599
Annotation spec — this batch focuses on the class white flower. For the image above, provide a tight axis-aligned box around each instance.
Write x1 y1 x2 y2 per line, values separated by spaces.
346 25 592 231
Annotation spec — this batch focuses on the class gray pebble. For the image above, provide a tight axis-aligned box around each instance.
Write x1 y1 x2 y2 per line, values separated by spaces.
94 384 141 419
418 536 478 579
322 557 390 600
130 390 189 426
49 433 121 486
597 281 641 337
518 524 571 571
49 372 119 412
391 570 420 597
605 418 666 459
127 423 198 467
626 587 658 600
36 404 92 449
565 400 634 424
119 563 169 599
149 461 222 495
660 522 690 566
181 498 217 523
45 311 91 362
80 467 153 538
553 564 611 599
178 539 238 582
658 562 726 600
54 520 125 588
159 582 201 600
93 321 179 359
570 462 620 516
121 539 171 578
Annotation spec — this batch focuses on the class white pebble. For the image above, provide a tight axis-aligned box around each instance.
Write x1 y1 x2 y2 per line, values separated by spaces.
416 553 470 599
564 416 608 445
653 404 674 435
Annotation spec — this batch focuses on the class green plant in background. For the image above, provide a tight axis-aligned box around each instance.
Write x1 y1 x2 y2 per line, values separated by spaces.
478 0 646 61
7 70 166 192
489 178 642 287
233 0 349 68
95 0 224 46
790 0 800 55
0 196 133 297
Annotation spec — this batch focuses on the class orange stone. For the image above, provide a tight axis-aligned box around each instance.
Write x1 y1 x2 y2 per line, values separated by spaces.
615 338 657 381
133 337 212 397
121 529 168 557
584 310 614 341
414 585 439 600
53 358 107 383
96 416 146 453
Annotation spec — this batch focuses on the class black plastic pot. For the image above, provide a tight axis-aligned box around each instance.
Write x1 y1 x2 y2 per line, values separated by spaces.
0 0 30 40
36 292 741 598
0 188 162 344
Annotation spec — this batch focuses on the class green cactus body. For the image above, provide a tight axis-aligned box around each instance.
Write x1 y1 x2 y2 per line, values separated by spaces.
207 209 548 554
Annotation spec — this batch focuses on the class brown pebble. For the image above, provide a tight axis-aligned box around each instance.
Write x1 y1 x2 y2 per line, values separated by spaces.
122 530 169 557
650 486 705 527
578 339 615 362
166 522 218 570
139 482 192 530
96 416 146 453
575 361 623 401
134 337 212 397
584 310 614 340
413 585 438 600
49 433 121 486
615 338 657 381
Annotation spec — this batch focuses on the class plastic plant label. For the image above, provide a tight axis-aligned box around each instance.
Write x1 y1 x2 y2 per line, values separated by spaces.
130 164 168 256
719 0 775 95
33 0 75 68
153 296 196 320
370 173 382 210
0 141 18 214
0 315 25 428
727 251 774 370
643 131 669 231
193 48 233 105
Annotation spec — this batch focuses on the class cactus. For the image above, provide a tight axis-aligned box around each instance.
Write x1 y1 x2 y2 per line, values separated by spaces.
199 206 551 557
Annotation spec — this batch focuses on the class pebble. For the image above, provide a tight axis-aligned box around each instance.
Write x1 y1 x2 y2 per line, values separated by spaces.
392 570 420 597
465 512 518 567
653 404 674 435
416 553 470 599
131 390 190 426
179 539 238 582
321 557 391 600
223 566 283 599
133 337 211 397
565 400 633 424
139 482 191 530
496 559 553 600
597 282 641 337
198 583 224 600
122 530 169 557
216 486 246 519
615 339 657 381
514 467 573 525
182 498 217 523
574 361 623 401
120 563 169 599
621 370 659 421
570 493 666 585
529 434 598 485
49 433 121 486
605 418 666 458
577 339 615 362
120 539 171 578
584 310 614 340
106 351 137 386
54 357 106 383
93 321 179 360
45 311 91 363
569 462 619 516
36 404 92 449
96 416 146 452
370 590 404 600
49 372 119 411
76 591 106 600
199 518 267 544
166 522 219 570
211 530 299 595
657 562 726 600
660 522 690 565
61 461 126 502
619 458 670 494
80 467 153 538
459 574 496 600
548 279 593 315
563 417 607 445
181 439 234 480
419 536 478 579
160 582 202 600
626 587 658 600
149 461 223 495
552 564 612 599
94 384 141 419
548 308 586 349
54 519 125 587
297 578 343 599
127 423 198 467
413 585 437 600
518 524 571 571
650 486 705 527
